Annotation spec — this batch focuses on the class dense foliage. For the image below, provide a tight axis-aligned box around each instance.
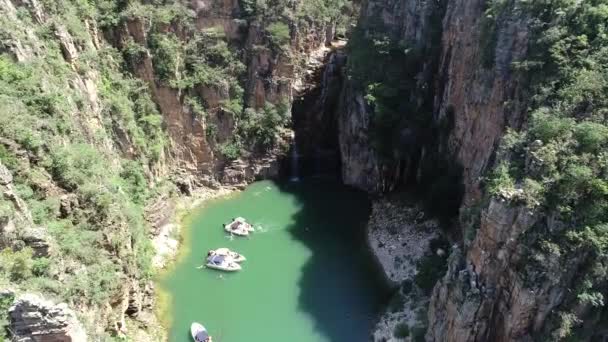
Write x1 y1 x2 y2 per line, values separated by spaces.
0 0 175 339
107 0 352 159
486 0 608 338
347 26 426 160
243 0 355 30
218 102 291 160
0 0 359 339
346 2 462 220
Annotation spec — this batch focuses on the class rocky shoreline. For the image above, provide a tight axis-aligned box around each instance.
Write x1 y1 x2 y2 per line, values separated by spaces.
150 184 451 342
366 199 446 342
147 186 235 270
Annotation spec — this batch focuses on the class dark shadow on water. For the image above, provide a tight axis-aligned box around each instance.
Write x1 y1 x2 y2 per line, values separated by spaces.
275 179 392 342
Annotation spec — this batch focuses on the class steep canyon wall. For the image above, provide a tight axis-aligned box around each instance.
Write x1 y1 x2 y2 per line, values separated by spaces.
341 0 606 341
0 0 343 339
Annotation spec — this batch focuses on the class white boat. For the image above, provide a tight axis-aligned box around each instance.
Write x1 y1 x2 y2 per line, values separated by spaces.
205 255 242 272
223 217 253 236
191 323 212 342
207 248 246 263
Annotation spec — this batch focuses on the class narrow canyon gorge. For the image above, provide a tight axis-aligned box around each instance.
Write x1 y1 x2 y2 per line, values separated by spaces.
0 0 607 341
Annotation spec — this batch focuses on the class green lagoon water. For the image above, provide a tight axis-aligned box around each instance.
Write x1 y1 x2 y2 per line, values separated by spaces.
159 180 389 342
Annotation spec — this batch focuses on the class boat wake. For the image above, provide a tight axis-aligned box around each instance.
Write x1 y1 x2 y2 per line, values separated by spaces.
254 225 269 233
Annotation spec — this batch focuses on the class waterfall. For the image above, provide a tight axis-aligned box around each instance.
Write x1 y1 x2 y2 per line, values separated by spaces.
319 53 336 108
290 140 300 182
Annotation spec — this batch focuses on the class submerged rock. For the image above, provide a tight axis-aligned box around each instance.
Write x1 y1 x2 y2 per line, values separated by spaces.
8 293 87 342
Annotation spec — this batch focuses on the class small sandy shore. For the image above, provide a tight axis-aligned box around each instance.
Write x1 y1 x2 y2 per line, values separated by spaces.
150 186 235 270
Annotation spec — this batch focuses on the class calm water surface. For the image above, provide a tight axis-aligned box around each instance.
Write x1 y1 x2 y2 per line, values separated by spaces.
160 180 389 342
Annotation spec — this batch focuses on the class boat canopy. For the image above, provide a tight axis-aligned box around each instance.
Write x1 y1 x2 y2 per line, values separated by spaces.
209 255 227 264
195 331 209 341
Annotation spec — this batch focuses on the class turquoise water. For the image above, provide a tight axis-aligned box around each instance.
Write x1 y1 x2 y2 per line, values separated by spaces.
159 180 389 342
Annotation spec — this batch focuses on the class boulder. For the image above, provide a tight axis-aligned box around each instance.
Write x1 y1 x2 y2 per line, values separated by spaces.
20 227 51 257
0 162 13 185
8 294 87 342
59 194 78 219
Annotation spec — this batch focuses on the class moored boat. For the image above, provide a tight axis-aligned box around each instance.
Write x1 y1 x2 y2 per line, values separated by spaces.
223 217 253 236
205 254 242 272
191 323 212 342
207 248 246 263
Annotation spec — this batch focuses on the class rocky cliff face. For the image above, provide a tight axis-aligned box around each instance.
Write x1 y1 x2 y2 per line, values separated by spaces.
426 193 602 341
6 293 87 342
343 0 601 341
0 0 349 340
339 83 383 192
339 0 443 193
431 0 529 205
110 0 336 184
427 197 540 341
339 0 528 201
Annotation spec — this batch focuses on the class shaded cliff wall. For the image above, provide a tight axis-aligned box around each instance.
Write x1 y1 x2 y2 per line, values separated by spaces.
432 0 529 206
291 43 347 178
337 0 588 340
339 0 445 194
348 1 608 341
339 0 528 203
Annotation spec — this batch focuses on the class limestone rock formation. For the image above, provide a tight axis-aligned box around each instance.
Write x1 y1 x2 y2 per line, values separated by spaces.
7 294 87 342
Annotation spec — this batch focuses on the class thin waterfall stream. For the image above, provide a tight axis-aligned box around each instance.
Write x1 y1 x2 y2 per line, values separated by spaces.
290 139 300 182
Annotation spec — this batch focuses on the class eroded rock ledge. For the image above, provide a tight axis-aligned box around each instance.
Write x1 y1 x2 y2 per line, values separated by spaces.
5 292 87 342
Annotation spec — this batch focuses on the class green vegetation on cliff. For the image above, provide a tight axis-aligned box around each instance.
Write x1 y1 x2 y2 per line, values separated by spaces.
346 1 461 220
0 0 359 339
0 0 177 339
347 27 426 160
486 1 608 338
